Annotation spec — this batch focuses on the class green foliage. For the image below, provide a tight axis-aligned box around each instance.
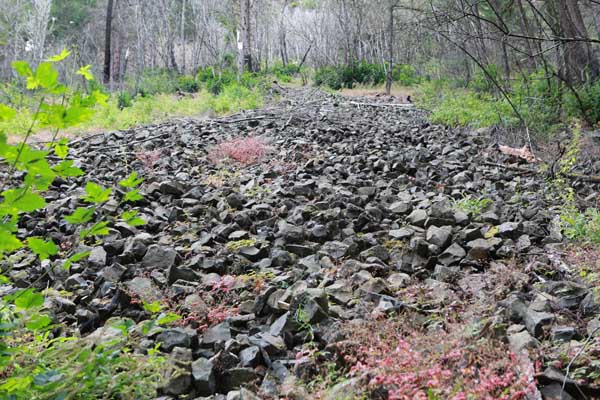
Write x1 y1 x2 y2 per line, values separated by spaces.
0 52 165 400
314 62 387 90
418 81 516 128
177 75 200 93
452 194 493 216
117 91 133 109
226 238 258 252
560 207 600 244
269 61 301 83
470 64 500 92
392 64 421 86
563 79 600 127
134 68 182 96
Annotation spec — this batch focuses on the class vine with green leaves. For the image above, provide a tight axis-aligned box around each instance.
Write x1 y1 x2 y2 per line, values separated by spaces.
0 50 167 399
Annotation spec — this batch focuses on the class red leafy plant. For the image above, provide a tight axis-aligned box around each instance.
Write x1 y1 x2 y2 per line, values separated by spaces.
208 136 269 166
335 317 537 400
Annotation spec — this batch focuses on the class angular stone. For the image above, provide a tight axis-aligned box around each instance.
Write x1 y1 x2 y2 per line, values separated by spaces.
202 322 231 345
388 227 414 240
192 357 215 396
438 243 466 266
508 330 539 353
156 328 195 352
162 347 192 396
524 309 555 338
581 290 600 316
142 245 178 269
239 345 261 367
407 209 427 227
426 225 452 249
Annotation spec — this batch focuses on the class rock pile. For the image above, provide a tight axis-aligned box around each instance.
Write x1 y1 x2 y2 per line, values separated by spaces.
4 89 600 398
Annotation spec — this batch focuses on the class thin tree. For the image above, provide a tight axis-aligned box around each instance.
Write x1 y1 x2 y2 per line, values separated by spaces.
103 0 114 84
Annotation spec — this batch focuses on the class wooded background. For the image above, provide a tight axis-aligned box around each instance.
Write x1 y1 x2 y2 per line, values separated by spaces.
1 0 598 86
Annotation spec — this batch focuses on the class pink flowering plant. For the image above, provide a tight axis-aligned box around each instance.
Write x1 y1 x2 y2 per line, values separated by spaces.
208 136 269 166
335 318 538 400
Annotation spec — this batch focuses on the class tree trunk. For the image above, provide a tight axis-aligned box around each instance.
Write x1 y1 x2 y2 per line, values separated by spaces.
103 0 114 85
553 0 599 84
238 0 255 72
386 0 395 95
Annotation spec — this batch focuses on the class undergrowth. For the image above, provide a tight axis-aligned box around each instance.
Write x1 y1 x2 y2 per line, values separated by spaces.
326 317 537 400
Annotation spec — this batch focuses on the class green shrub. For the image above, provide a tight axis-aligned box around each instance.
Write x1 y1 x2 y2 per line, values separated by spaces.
176 75 199 93
314 66 342 90
134 68 180 96
270 61 300 83
417 81 517 128
470 64 500 92
314 62 387 89
117 91 133 109
564 79 600 127
392 64 421 86
0 50 167 400
452 194 493 216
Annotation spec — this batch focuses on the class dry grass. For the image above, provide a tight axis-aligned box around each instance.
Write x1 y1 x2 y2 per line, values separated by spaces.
338 84 414 101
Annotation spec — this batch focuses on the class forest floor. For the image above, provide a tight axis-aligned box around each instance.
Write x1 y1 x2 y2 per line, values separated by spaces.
7 87 600 399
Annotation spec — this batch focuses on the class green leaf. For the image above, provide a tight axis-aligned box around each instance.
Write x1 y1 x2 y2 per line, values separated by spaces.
53 160 84 177
64 207 95 224
156 312 181 326
121 210 145 227
119 171 144 188
123 189 144 203
63 251 90 270
27 237 58 260
13 288 44 309
142 301 162 314
35 62 59 89
0 104 16 122
0 376 33 392
80 221 110 239
111 318 134 335
33 370 63 385
0 229 22 254
82 182 112 204
26 314 52 330
47 48 71 62
0 275 9 284
53 142 69 159
12 60 33 77
76 64 94 81
1 188 46 214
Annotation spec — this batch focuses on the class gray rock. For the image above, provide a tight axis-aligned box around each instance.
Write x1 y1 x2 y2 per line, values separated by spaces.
160 180 186 196
226 192 246 209
551 326 577 342
162 347 192 396
239 345 261 367
99 263 127 283
319 241 350 260
508 329 539 353
524 309 555 338
202 322 231 345
581 289 600 316
142 245 178 269
156 328 195 352
389 201 412 214
426 225 452 249
438 243 466 266
220 368 260 392
388 227 414 240
126 277 162 303
407 209 427 227
88 246 107 267
192 357 216 396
